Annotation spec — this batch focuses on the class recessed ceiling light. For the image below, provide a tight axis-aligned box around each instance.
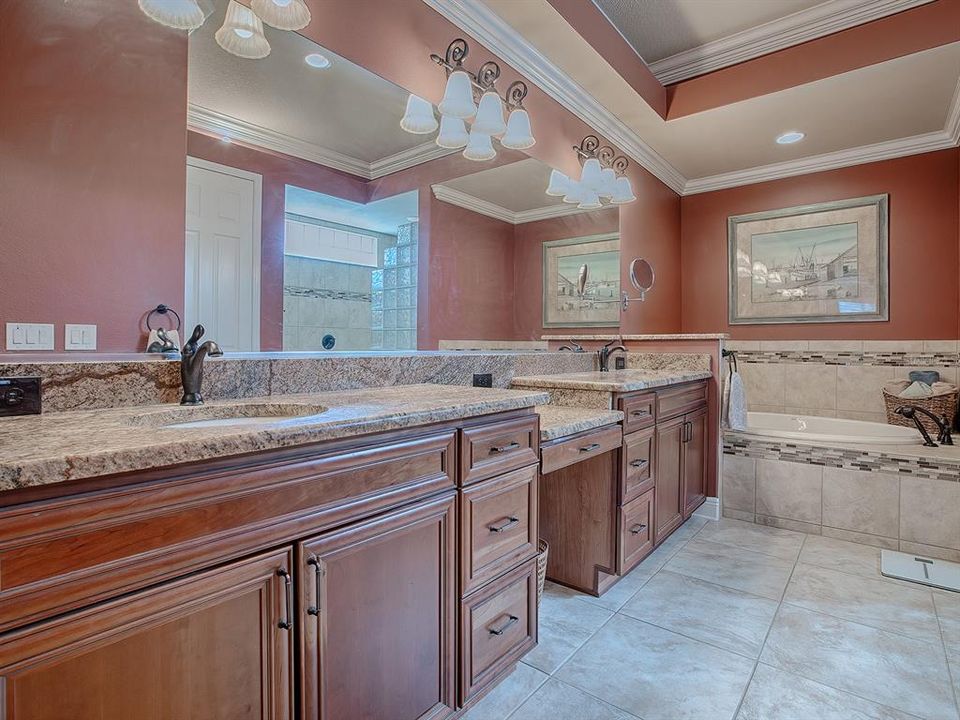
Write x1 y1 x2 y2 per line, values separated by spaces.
776 131 805 145
305 53 331 69
220 136 232 143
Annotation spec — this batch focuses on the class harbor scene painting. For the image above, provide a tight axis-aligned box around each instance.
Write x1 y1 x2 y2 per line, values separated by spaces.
543 233 620 327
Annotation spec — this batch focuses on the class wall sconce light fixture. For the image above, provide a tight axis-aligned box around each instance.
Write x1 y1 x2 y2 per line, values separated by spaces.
400 38 536 159
545 135 637 209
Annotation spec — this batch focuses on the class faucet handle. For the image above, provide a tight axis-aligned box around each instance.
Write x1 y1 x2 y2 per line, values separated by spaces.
184 324 205 353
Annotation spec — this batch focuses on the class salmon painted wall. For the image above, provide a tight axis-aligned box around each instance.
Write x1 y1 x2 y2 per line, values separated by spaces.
513 209 620 339
681 149 960 340
0 1 188 352
187 131 367 351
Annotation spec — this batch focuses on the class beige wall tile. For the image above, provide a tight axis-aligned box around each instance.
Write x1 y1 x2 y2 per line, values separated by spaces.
784 407 837 417
899 540 960 563
821 526 899 550
900 477 960 550
755 514 821 535
756 460 823 524
726 341 761 351
862 340 924 352
923 340 959 353
751 404 786 413
807 340 863 352
822 468 899 538
836 365 896 413
740 363 785 408
784 363 838 411
760 341 809 351
723 508 756 523
722 455 756 512
835 410 887 424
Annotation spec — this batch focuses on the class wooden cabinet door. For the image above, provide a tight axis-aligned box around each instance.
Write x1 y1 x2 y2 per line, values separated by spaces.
299 492 457 720
682 408 708 518
654 415 685 544
0 549 294 720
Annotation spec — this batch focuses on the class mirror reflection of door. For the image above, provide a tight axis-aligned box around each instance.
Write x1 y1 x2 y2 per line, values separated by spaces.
185 157 262 352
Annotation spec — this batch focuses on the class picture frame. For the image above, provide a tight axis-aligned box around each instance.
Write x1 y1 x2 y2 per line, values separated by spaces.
728 194 889 325
542 233 620 328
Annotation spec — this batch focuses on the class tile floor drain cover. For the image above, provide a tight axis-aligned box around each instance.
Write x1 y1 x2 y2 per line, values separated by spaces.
881 550 960 592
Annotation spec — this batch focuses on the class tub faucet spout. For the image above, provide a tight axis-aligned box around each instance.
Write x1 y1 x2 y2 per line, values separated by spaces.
894 405 952 447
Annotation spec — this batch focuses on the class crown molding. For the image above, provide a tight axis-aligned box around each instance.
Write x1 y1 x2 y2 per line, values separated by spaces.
647 0 934 85
946 76 960 145
421 0 687 195
431 183 600 224
187 104 450 180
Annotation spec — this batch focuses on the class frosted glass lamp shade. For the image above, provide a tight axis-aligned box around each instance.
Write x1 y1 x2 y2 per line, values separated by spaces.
436 115 469 149
577 188 603 210
599 168 617 199
216 1 270 59
251 0 311 31
579 157 603 191
545 170 571 197
472 91 506 136
463 128 496 161
562 181 583 204
438 71 477 120
501 108 535 149
610 176 637 204
138 0 205 30
400 95 438 134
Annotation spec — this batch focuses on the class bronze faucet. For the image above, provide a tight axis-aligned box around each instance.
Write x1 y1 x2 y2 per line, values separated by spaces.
180 324 223 405
597 340 626 372
895 405 953 447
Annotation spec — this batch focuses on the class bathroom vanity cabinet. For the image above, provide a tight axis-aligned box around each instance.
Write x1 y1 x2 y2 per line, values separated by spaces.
0 409 540 720
539 380 708 596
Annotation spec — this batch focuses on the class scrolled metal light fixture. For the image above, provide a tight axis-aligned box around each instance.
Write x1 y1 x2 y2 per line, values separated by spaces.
400 38 535 157
546 135 636 208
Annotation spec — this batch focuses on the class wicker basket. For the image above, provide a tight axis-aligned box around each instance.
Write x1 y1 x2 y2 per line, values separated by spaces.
883 382 959 433
536 539 549 606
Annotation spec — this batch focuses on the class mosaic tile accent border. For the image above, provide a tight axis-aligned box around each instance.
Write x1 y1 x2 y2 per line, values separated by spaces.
732 350 960 367
284 285 372 303
723 433 960 483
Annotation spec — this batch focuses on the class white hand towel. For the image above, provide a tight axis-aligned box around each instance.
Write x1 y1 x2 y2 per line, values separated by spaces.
899 381 933 399
723 368 749 431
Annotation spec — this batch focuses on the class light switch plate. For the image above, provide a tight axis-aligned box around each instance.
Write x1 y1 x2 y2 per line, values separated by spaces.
65 324 97 350
5 323 55 351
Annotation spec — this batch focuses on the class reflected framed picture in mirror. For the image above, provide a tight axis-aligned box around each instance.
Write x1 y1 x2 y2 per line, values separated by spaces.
542 233 620 327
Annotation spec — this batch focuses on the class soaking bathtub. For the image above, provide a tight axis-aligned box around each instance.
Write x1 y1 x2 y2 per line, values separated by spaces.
739 412 922 445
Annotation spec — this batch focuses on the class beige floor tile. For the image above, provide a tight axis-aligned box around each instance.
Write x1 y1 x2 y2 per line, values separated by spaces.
524 582 614 674
934 591 960 651
900 477 960 550
755 514 822 535
507 679 639 720
760 604 957 720
693 518 804 561
821 526 899 550
783 563 940 642
822 467 899 538
665 539 795 600
798 534 884 579
556 614 755 720
621 570 778 658
756 459 822 524
577 562 658 612
737 663 920 720
723 508 756 522
461 662 548 720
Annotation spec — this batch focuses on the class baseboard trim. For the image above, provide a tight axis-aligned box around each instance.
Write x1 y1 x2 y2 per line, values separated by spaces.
693 497 720 521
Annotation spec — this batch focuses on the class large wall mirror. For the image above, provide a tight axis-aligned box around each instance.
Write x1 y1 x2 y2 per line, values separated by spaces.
1 0 622 354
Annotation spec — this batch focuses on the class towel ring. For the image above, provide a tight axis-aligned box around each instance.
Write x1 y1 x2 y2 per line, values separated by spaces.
722 348 739 373
146 304 182 332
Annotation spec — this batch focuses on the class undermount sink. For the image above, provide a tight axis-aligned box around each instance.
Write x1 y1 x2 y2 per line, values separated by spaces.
130 403 329 430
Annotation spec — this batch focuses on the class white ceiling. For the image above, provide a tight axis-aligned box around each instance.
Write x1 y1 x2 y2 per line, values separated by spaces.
188 0 427 167
442 158 566 212
285 188 419 235
591 0 823 63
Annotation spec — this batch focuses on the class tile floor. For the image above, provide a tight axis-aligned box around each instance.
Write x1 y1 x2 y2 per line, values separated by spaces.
462 517 960 720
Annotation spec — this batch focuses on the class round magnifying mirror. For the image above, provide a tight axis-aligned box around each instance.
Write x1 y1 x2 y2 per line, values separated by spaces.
629 258 655 297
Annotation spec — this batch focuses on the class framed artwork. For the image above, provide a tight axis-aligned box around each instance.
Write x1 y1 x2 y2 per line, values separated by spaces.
542 233 620 327
728 194 888 325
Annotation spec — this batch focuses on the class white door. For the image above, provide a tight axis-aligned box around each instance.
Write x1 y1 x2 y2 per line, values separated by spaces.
185 157 261 352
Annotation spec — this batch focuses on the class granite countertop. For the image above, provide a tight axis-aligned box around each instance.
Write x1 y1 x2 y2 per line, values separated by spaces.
541 334 729 341
536 406 623 441
512 369 713 392
0 385 549 491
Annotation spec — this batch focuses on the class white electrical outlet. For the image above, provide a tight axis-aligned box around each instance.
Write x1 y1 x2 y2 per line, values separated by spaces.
5 323 55 351
65 324 97 351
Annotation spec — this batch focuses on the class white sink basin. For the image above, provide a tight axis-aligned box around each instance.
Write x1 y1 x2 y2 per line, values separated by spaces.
130 403 329 430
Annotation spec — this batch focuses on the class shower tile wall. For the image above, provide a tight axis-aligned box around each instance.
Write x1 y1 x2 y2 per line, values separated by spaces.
372 222 418 350
283 255 373 351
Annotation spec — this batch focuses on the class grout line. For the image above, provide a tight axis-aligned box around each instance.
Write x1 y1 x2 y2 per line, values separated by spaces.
932 592 960 718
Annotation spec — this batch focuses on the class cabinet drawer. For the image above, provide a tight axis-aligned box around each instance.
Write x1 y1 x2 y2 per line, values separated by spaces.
619 490 654 573
461 415 539 485
460 559 537 704
622 426 655 503
460 465 538 596
620 393 656 433
656 382 707 421
540 425 622 475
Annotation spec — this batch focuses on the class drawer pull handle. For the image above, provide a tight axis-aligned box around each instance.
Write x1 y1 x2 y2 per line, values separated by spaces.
306 556 323 617
629 459 649 469
277 568 293 630
489 516 520 533
579 443 600 453
490 441 521 455
631 409 651 417
630 523 648 535
488 614 519 636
